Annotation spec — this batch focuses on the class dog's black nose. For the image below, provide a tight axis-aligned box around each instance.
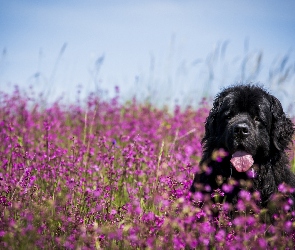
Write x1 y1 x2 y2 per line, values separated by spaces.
234 123 250 137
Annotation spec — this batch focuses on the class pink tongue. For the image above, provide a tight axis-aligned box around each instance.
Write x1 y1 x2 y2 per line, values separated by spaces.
230 151 254 172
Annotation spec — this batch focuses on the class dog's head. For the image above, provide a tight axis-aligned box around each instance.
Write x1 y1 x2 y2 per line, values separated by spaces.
203 84 294 172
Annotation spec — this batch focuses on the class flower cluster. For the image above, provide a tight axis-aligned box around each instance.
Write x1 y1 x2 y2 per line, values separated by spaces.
0 87 294 249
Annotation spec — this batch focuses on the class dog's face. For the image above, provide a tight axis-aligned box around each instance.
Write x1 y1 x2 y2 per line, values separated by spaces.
215 88 272 159
203 85 294 168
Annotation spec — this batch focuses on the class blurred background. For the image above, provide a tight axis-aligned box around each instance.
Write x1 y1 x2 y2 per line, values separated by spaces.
1 0 295 112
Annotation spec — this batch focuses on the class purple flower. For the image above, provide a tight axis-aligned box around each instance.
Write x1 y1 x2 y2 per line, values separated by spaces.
1 86 295 249
239 190 251 201
258 238 267 248
192 191 203 201
215 229 226 242
0 196 11 206
222 183 234 193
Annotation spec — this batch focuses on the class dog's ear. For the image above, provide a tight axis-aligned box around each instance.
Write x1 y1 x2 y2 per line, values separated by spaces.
203 95 223 142
270 96 294 151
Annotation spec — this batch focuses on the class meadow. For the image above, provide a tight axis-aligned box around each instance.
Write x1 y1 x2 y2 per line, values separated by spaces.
0 86 295 249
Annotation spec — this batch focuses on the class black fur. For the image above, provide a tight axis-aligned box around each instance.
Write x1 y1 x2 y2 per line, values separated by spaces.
190 84 295 208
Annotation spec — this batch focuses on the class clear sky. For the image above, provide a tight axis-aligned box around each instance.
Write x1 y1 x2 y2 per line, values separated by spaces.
1 0 295 108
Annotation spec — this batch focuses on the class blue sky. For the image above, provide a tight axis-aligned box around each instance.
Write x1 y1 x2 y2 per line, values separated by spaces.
1 0 295 108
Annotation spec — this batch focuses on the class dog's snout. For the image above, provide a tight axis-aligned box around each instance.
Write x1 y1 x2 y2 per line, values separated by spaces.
234 123 250 137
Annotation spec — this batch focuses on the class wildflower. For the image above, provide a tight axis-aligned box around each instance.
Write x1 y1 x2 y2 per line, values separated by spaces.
258 238 267 248
236 200 246 211
0 196 11 206
173 236 185 249
222 183 234 193
192 191 203 201
226 232 235 242
211 148 228 162
211 188 225 198
215 229 226 242
239 190 251 201
284 221 293 233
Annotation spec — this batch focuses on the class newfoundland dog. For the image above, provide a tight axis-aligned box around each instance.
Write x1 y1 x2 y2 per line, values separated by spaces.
190 84 295 210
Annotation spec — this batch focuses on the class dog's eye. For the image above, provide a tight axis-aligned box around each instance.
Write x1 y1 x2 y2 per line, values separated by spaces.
226 114 232 120
254 116 261 122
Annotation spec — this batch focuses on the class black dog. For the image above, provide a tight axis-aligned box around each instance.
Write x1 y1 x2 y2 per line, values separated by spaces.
190 84 295 210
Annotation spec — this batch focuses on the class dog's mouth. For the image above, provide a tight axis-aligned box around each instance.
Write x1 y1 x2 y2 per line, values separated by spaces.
230 150 254 172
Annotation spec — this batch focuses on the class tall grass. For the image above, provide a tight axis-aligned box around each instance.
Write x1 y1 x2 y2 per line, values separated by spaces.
13 40 295 114
0 87 294 249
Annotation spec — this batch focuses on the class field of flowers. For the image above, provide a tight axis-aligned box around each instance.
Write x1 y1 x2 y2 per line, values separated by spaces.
0 87 295 249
